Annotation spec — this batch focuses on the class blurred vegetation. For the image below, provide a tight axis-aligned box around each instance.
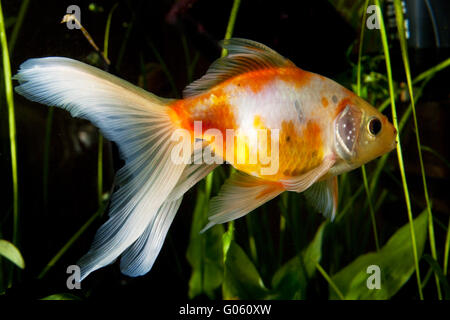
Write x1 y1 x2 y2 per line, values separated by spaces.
0 0 449 300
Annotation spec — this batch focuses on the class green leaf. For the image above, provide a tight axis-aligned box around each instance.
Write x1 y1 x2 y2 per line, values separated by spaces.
222 221 234 263
302 222 327 277
186 189 224 299
330 210 428 299
222 241 267 299
41 293 81 300
271 222 327 299
0 239 25 269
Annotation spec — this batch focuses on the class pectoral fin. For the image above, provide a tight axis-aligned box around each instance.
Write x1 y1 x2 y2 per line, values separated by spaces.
201 171 284 233
280 154 335 193
304 176 338 220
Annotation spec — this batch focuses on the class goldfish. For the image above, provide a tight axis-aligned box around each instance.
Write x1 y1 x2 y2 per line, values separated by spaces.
14 38 397 280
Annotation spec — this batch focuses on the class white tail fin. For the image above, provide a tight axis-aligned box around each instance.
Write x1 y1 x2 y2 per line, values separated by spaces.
14 57 212 280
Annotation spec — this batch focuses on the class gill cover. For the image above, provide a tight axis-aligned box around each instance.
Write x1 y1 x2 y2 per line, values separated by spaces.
335 105 362 161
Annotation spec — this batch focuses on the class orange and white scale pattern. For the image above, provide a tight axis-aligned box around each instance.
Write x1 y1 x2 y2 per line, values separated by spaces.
169 66 354 182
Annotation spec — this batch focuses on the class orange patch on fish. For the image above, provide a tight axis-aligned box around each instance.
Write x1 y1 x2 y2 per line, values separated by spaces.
335 97 351 118
226 67 312 94
232 118 325 181
321 97 329 108
169 100 191 130
170 89 237 135
278 120 324 178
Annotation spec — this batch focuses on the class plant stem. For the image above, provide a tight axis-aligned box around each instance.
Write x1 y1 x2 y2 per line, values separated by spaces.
221 0 241 264
355 0 369 96
316 262 344 300
356 0 379 251
221 0 240 57
393 0 441 299
38 207 104 279
444 217 450 277
362 165 380 250
412 57 450 85
103 3 118 61
0 0 19 246
374 0 423 300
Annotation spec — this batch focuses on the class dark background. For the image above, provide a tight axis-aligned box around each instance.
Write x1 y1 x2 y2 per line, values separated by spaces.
0 0 448 300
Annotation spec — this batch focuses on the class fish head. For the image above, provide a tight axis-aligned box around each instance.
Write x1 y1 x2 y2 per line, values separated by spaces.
333 95 397 171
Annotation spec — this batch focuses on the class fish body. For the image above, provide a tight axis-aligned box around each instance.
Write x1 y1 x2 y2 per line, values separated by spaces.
170 42 395 182
170 66 329 182
14 39 396 280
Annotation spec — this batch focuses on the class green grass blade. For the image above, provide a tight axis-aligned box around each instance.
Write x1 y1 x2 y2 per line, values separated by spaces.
221 0 241 57
444 218 450 277
0 0 19 247
316 262 344 300
336 184 364 222
412 57 450 85
393 0 441 299
361 165 380 250
205 170 213 199
355 0 369 96
38 206 105 279
103 2 118 60
221 0 241 264
374 0 423 299
355 0 379 251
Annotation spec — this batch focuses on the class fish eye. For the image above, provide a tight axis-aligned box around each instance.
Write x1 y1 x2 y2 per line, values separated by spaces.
368 117 382 136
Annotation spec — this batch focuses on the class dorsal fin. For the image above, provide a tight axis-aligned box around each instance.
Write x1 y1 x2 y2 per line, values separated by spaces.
183 38 295 98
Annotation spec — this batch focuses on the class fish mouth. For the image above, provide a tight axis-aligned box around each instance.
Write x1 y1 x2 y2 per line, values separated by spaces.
390 139 398 151
390 127 398 150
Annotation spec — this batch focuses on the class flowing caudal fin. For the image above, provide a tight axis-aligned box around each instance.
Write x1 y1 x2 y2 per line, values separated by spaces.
119 198 183 277
120 161 218 277
14 57 189 280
